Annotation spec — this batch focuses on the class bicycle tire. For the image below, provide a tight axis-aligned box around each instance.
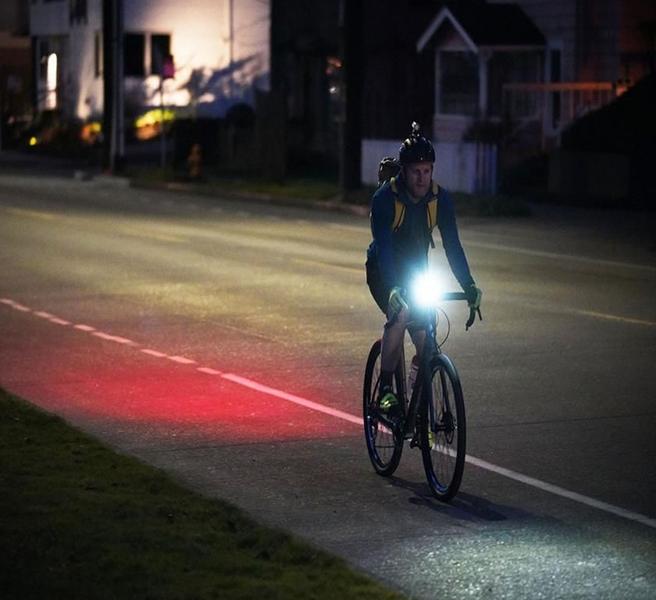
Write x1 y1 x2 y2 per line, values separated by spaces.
363 340 404 476
419 354 466 501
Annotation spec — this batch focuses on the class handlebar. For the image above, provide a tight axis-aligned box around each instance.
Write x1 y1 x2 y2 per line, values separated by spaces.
387 292 482 331
439 292 482 330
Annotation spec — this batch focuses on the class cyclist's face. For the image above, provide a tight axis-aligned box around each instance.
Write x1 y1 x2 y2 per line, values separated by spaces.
404 162 433 200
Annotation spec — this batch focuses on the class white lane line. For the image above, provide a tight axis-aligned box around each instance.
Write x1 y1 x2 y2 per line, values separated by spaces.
49 317 71 325
74 324 96 332
221 373 363 426
222 372 656 530
5 294 653 529
92 332 117 341
34 311 56 319
92 331 135 345
575 309 656 327
197 367 223 375
141 348 168 358
465 455 656 530
168 355 196 364
466 240 656 273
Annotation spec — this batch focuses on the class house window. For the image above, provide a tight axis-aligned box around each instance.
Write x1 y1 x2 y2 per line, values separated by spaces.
123 33 172 78
69 0 87 24
124 33 145 77
45 52 58 109
151 34 171 76
440 51 478 116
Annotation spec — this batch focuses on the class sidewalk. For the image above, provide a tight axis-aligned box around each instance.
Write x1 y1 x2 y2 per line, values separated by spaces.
0 148 371 217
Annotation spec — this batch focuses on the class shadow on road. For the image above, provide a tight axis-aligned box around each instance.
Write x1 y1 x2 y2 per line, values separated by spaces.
389 475 523 522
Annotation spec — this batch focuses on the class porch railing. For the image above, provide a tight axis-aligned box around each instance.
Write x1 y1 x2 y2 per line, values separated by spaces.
502 81 617 146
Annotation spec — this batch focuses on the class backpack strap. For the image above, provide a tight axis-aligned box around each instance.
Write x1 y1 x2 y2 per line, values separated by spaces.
427 181 439 230
390 178 439 238
426 182 439 248
390 177 406 232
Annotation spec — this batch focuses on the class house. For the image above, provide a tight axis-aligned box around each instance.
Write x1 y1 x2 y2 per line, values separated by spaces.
362 0 655 195
28 0 270 122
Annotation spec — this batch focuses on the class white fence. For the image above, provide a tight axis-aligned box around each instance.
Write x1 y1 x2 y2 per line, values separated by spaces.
361 139 497 194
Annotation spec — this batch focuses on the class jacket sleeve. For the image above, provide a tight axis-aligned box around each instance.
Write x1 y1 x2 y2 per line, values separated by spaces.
437 189 475 290
370 187 397 291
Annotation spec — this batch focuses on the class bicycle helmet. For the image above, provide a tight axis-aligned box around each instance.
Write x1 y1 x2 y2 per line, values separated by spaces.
399 121 435 165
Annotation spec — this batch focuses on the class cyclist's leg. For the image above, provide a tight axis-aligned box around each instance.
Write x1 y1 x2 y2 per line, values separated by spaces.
366 259 404 386
378 308 409 422
381 306 408 373
408 327 425 359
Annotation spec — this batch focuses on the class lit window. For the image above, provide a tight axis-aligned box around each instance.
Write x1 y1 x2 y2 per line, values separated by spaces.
46 53 57 109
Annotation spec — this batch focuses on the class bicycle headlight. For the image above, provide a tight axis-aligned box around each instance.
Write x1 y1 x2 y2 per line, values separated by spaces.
411 272 444 308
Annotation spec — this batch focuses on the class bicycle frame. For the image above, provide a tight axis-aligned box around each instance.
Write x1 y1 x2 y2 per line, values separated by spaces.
364 290 475 499
397 312 441 442
397 290 473 441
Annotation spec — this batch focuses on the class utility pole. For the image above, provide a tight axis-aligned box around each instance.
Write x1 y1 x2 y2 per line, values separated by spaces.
159 75 166 169
228 0 234 97
339 0 363 194
102 0 124 173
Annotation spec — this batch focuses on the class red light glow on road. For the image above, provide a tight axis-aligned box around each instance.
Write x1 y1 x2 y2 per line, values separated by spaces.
1 304 360 446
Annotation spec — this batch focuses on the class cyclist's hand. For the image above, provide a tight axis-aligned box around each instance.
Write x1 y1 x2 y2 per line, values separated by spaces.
388 286 408 315
465 284 482 310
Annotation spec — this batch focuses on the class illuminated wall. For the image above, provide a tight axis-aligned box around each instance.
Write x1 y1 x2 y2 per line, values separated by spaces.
29 0 270 120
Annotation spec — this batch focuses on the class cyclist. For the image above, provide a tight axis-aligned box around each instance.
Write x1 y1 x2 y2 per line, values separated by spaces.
365 122 482 419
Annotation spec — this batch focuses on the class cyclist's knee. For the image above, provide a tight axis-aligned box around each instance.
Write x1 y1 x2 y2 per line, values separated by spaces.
410 329 425 353
386 307 409 328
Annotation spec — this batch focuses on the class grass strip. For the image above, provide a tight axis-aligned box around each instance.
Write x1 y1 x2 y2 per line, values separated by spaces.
0 388 403 600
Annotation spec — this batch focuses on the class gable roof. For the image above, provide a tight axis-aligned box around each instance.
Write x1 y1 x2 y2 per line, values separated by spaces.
417 1 545 53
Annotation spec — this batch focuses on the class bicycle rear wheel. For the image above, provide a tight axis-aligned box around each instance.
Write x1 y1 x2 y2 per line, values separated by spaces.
363 340 404 476
420 354 466 501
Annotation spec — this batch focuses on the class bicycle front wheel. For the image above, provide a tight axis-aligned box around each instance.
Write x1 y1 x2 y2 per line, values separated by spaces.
420 354 466 501
363 340 404 476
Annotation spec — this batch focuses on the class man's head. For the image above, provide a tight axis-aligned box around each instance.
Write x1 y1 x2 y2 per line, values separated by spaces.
403 161 433 199
399 122 435 200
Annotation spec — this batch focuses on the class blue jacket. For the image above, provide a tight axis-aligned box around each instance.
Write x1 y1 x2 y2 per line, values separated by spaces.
367 177 475 293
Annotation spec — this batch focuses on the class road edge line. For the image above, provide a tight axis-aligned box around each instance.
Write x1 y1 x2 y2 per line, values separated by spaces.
223 372 656 530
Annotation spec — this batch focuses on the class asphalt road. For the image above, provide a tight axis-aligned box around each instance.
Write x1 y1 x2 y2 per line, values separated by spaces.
1 171 655 599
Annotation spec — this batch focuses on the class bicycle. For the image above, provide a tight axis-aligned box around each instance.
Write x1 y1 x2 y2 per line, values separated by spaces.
363 285 479 501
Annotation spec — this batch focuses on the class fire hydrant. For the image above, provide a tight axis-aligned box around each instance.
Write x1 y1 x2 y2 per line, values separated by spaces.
187 143 202 181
